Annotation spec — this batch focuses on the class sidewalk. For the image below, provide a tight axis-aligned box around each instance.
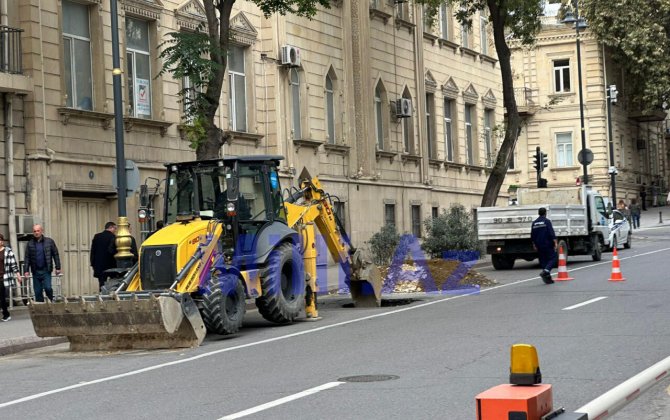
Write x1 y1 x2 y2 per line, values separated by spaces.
1 207 668 357
0 307 67 356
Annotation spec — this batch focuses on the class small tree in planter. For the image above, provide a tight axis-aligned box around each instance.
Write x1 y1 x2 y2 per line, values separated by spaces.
366 224 401 266
422 204 480 261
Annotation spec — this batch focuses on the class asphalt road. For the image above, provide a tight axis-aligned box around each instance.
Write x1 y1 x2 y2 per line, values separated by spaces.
1 226 669 419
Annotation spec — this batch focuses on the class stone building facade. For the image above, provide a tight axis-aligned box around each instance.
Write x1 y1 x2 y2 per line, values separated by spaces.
1 0 504 295
509 10 668 204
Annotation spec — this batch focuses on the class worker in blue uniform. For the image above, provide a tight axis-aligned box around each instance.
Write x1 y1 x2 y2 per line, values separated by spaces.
530 207 557 284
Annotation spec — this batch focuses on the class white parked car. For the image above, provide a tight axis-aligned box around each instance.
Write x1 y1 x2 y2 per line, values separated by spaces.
608 209 631 251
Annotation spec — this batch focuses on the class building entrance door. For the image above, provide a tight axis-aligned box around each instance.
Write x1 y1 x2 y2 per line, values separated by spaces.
63 198 110 296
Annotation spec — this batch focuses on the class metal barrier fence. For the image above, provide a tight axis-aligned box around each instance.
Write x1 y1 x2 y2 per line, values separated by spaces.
7 274 63 308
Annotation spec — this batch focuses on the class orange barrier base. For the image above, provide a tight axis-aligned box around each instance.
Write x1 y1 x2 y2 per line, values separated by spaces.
476 384 553 420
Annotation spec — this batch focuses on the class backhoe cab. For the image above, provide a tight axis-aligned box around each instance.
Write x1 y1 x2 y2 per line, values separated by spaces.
29 156 381 351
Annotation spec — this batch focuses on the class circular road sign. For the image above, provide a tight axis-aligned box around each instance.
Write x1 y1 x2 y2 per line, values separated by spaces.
578 148 594 166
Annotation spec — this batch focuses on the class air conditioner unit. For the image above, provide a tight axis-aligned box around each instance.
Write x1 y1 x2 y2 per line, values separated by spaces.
15 214 38 235
395 98 412 118
281 45 301 67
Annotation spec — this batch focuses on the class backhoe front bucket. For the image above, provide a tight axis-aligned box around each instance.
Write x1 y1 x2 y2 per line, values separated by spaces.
348 249 383 307
29 293 206 351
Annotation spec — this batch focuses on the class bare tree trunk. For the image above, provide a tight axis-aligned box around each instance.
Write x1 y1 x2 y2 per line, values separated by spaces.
481 0 522 207
196 0 235 160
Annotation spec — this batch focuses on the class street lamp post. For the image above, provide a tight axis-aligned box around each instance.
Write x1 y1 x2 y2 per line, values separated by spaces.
110 0 133 269
606 85 618 204
563 3 589 184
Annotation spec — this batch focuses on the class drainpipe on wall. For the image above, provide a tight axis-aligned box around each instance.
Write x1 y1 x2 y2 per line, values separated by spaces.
1 0 18 253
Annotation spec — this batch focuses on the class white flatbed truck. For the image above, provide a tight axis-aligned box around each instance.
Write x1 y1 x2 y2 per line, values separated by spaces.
477 185 612 270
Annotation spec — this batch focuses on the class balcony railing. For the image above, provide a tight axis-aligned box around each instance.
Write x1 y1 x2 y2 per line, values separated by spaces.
0 26 23 74
509 87 539 116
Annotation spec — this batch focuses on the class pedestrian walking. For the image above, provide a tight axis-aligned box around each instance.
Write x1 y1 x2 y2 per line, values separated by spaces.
0 233 21 321
629 198 641 229
23 224 62 302
90 221 117 291
531 207 557 285
640 183 647 211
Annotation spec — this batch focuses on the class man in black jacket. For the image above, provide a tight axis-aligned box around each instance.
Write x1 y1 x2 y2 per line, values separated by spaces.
90 221 117 291
23 224 62 302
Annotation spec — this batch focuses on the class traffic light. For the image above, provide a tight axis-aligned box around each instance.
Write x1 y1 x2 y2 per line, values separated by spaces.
608 84 618 104
532 147 548 173
533 147 541 173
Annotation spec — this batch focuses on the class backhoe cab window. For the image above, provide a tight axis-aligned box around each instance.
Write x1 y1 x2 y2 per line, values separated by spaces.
595 196 608 221
237 165 266 221
167 170 195 223
166 166 230 223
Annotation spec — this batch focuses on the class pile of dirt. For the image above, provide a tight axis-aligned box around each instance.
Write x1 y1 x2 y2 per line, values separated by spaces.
379 259 497 294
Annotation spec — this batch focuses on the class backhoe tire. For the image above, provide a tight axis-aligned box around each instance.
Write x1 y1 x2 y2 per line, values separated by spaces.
491 254 515 270
256 242 305 324
201 272 246 335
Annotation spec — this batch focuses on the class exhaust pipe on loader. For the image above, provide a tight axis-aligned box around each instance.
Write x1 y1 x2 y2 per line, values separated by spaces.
29 293 205 351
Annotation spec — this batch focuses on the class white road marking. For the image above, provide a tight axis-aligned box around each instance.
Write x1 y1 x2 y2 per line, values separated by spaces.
562 296 608 311
219 382 344 419
2 246 670 409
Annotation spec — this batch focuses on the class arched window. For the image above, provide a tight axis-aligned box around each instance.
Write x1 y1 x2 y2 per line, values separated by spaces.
325 74 335 143
289 68 301 139
375 83 384 150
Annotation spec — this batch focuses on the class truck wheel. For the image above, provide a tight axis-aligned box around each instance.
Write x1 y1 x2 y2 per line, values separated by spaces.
492 254 515 270
591 240 602 261
256 242 305 324
201 272 246 335
624 232 632 249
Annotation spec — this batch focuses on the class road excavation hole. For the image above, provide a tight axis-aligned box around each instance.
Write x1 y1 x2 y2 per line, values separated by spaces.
342 298 417 308
338 374 400 383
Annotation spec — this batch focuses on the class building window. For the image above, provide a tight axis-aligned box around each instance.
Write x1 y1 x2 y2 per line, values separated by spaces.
411 205 421 238
508 149 516 170
444 98 454 162
182 75 199 123
480 11 488 55
326 74 335 144
402 92 414 154
461 24 470 48
556 132 574 167
553 59 571 93
465 104 475 165
63 0 93 110
384 203 396 227
228 44 247 132
333 201 345 231
126 17 151 118
431 206 439 219
439 4 450 40
375 83 384 150
397 2 410 21
484 109 493 167
289 69 301 139
426 93 436 159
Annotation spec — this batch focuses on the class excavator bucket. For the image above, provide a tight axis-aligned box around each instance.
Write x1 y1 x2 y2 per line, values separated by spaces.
348 249 383 307
29 293 206 351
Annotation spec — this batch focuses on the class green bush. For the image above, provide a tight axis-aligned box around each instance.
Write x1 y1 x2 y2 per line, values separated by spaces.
422 204 480 258
366 224 400 265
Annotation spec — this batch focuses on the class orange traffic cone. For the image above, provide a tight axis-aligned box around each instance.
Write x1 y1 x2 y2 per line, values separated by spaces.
608 247 626 282
555 246 574 281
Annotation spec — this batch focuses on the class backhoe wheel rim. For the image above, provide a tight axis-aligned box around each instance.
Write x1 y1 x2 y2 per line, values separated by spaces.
281 270 296 303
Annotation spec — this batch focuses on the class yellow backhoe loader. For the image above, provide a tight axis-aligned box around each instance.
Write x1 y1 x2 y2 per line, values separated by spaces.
29 156 381 351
